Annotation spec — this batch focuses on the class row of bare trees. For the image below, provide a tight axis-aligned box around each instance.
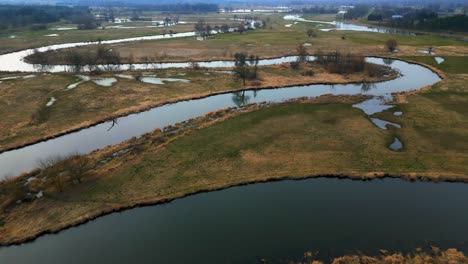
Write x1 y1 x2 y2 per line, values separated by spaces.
31 45 122 73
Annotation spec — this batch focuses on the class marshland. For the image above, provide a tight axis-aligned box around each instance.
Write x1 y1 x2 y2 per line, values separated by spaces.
0 1 467 263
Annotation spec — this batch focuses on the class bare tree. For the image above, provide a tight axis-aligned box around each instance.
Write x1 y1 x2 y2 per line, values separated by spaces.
64 153 92 184
30 49 50 72
38 155 65 192
296 44 309 64
65 50 85 73
37 154 64 170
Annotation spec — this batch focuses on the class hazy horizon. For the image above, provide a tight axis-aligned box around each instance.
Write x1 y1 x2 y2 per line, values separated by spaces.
1 0 467 6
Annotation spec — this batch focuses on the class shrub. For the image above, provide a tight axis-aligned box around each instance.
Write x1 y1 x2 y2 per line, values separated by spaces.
302 70 314 76
290 61 301 70
31 104 50 124
307 29 317 37
366 63 390 77
316 51 365 74
385 38 398 52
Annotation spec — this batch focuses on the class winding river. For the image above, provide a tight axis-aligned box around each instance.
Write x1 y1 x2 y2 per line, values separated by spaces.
1 19 463 263
0 57 441 179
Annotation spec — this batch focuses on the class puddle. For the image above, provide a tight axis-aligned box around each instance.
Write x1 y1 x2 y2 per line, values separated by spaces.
115 74 134 79
215 71 234 75
394 111 403 116
67 75 90 90
352 96 394 115
435 57 445 64
140 77 190 85
44 34 59 37
417 50 436 55
303 43 312 46
389 137 403 151
46 97 57 107
370 118 401 130
93 78 117 87
284 24 292 28
52 27 77 31
0 75 36 81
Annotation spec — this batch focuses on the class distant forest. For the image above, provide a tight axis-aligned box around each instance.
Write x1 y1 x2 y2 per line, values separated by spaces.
130 3 218 13
388 15 467 32
368 8 468 32
0 5 97 30
299 6 338 14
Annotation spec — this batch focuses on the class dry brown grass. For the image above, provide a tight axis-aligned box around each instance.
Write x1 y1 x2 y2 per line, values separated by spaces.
295 248 467 264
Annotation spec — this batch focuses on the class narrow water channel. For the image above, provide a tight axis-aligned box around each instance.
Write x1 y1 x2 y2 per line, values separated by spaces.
1 178 467 264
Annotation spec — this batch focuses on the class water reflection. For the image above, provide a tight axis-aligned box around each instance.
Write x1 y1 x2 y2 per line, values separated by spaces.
107 119 119 131
361 83 377 93
383 58 395 66
232 91 251 107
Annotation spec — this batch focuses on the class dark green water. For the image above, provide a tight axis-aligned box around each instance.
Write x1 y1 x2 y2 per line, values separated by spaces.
1 178 468 263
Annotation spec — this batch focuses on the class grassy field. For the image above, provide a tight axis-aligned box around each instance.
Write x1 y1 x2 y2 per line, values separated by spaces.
399 56 468 74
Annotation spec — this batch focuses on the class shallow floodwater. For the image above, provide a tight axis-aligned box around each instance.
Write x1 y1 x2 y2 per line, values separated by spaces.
389 137 403 151
93 77 117 87
140 77 191 85
370 118 401 130
0 58 441 179
435 57 445 64
284 15 416 35
1 178 467 263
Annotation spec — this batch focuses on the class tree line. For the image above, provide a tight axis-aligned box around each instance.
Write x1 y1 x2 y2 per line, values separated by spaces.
0 5 98 31
368 8 468 32
129 3 218 14
30 45 121 73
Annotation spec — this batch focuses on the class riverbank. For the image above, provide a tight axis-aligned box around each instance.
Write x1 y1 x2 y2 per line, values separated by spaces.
291 247 467 264
0 61 397 153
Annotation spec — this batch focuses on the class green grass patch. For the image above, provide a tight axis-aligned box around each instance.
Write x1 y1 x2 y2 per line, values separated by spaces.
399 56 468 74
